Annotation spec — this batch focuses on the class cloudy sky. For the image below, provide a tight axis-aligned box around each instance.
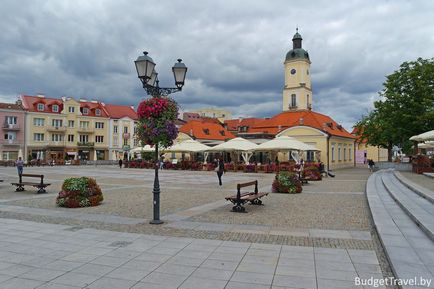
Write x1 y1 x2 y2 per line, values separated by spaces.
1 0 433 130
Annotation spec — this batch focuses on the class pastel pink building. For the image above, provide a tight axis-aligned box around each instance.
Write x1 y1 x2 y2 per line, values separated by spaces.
0 102 25 161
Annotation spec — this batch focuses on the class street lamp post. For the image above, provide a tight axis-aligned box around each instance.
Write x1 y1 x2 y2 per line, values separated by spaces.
135 51 187 224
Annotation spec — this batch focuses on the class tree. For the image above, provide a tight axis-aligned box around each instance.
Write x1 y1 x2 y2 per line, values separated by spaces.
356 58 434 161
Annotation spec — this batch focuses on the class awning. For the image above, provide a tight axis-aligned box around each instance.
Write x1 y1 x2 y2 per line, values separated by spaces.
67 152 77 155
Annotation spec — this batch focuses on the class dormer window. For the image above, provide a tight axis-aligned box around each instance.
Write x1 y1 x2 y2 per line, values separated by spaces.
83 107 89 115
52 105 59 112
203 128 210 135
219 130 225 136
37 103 44 111
95 109 101 116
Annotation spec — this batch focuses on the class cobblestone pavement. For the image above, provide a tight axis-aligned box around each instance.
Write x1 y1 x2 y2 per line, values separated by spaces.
0 165 398 288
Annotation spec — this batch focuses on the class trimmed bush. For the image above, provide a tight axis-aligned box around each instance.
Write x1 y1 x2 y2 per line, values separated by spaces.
272 171 302 194
56 177 103 208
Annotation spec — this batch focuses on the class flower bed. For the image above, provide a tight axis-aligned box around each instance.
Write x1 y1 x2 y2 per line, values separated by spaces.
272 171 302 194
56 177 103 208
303 166 322 181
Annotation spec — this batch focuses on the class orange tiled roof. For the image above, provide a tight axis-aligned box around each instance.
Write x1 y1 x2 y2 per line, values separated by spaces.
104 104 138 120
21 95 63 114
351 127 367 143
79 101 109 117
224 118 265 131
180 119 235 141
0 103 23 110
236 111 355 139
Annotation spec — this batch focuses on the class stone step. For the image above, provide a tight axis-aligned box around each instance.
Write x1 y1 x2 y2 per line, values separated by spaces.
394 171 434 204
381 171 434 242
366 171 434 288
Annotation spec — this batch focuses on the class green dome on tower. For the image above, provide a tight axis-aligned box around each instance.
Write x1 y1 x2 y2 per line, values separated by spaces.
285 28 310 61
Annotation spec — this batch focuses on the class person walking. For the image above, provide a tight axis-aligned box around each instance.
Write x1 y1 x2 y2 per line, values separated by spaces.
159 154 165 170
216 156 225 186
16 157 24 176
368 159 375 172
118 158 123 169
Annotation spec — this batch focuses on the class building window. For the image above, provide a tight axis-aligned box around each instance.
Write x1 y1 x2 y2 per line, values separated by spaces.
113 136 118 146
349 147 352 160
33 118 44 126
79 135 89 143
344 147 347 161
5 116 17 125
34 133 44 141
80 121 89 128
123 138 128 146
331 144 335 162
95 136 104 143
133 125 138 134
133 138 138 147
51 134 63 142
52 119 63 127
68 120 74 128
307 95 310 108
306 151 314 162
82 107 89 115
4 132 16 141
68 106 75 113
291 94 296 107
37 103 44 111
52 105 59 112
95 122 104 129
95 109 101 116
114 125 118 133
68 135 74 142
124 127 128 133
338 146 342 161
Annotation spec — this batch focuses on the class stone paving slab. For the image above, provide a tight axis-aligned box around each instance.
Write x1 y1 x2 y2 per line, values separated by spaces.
0 217 385 289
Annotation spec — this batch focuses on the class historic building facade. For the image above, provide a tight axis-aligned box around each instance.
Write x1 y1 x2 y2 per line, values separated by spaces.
0 102 25 161
224 30 356 170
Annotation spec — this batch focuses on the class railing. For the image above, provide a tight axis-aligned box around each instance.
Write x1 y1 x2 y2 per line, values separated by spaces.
2 123 20 130
123 133 130 139
77 142 95 147
46 126 66 132
47 141 65 147
0 139 21 145
77 127 95 133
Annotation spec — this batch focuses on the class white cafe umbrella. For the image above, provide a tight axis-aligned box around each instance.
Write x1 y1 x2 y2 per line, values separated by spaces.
18 149 23 159
130 145 158 153
165 140 211 163
256 136 319 151
165 139 210 152
208 137 258 164
418 141 434 149
410 130 434 142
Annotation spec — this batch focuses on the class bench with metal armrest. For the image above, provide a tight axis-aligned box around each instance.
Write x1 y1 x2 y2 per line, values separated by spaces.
225 180 268 213
11 174 51 194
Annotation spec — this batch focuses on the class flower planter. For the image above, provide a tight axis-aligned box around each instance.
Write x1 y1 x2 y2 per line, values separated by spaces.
272 171 302 194
56 177 103 208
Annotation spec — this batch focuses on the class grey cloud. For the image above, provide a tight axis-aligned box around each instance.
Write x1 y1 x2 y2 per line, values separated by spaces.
0 0 433 130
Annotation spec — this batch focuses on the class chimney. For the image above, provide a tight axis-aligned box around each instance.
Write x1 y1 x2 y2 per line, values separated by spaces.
36 93 45 98
91 100 98 103
79 98 86 102
278 125 282 131
61 96 66 102
189 129 193 136
299 118 304 125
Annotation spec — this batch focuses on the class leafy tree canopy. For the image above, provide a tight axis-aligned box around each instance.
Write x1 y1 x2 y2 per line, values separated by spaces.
356 58 434 158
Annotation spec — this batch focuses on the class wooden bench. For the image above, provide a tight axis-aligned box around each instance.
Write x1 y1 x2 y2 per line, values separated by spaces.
11 174 51 194
225 180 268 212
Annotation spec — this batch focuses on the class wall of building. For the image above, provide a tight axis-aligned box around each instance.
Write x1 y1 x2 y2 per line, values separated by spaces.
0 108 25 160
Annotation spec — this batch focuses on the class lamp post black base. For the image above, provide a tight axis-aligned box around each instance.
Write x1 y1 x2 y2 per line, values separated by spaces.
149 219 164 225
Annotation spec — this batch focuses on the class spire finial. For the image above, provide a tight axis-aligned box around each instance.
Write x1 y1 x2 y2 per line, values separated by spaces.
296 26 298 33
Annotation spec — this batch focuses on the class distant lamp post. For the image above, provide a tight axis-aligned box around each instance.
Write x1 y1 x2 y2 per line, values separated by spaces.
134 51 187 224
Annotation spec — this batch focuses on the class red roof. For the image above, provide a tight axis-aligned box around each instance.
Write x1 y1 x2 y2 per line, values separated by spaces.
103 104 138 120
0 103 24 110
225 118 265 131
79 101 109 117
351 127 367 143
21 95 63 114
231 111 355 139
180 119 235 141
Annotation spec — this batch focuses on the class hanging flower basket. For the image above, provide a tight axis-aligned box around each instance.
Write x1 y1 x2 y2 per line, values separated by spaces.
272 171 302 194
56 177 103 208
136 97 179 148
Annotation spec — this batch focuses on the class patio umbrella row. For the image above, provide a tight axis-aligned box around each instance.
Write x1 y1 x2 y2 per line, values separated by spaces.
130 136 319 164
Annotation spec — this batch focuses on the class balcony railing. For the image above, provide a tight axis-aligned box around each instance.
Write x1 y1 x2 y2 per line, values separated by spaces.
46 126 66 132
2 123 20 130
77 142 95 147
47 141 65 147
77 127 95 133
0 139 20 146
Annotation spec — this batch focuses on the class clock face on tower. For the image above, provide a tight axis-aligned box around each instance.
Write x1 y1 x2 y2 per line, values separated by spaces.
290 69 296 75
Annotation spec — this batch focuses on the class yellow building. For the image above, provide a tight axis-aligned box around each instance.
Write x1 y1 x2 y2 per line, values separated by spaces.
22 95 109 162
187 108 232 122
351 128 388 163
